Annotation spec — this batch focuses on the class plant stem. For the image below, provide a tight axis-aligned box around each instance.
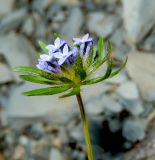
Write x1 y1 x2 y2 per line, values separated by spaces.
76 93 94 160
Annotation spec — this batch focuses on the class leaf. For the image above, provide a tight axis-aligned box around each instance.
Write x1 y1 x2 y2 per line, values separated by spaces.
60 87 80 98
22 86 70 96
38 40 48 54
82 58 113 85
58 77 74 83
110 57 128 78
88 41 112 76
73 54 86 80
85 45 94 69
52 32 60 41
14 66 43 75
20 75 59 85
94 37 104 60
14 66 59 81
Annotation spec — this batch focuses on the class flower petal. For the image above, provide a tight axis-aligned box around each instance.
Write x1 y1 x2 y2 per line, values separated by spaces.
83 33 89 42
63 44 69 54
54 52 63 58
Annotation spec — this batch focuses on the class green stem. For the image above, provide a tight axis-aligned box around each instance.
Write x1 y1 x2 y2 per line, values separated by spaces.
76 93 94 160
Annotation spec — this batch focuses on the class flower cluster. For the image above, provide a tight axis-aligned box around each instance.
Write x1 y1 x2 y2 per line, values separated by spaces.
37 33 93 73
14 33 127 97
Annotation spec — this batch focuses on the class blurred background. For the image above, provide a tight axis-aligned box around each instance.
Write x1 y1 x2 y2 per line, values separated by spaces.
0 0 155 159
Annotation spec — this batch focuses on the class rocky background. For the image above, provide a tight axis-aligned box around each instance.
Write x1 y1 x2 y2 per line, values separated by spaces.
0 0 155 160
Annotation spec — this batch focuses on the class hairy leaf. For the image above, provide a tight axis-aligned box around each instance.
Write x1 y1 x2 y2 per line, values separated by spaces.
38 40 48 54
94 37 104 60
22 86 70 96
85 45 94 69
73 54 86 80
83 58 113 85
60 87 80 98
20 75 59 85
14 66 60 81
110 57 128 78
88 40 112 76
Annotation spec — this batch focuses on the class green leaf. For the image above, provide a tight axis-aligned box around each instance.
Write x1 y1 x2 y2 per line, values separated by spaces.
38 40 48 54
88 41 112 76
58 77 74 83
85 45 94 69
60 87 80 98
52 32 60 41
73 54 86 80
22 86 70 96
14 66 60 81
83 58 113 85
14 66 43 75
106 40 112 54
110 57 128 78
20 75 59 85
94 37 104 60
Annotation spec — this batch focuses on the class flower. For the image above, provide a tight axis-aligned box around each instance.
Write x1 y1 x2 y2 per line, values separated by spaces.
73 33 93 56
36 59 57 73
73 33 93 45
46 37 66 54
54 44 74 65
14 34 127 97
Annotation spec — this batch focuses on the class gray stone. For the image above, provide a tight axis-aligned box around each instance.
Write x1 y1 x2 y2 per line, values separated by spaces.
22 16 34 36
53 11 66 22
85 96 105 115
117 81 139 99
0 8 28 34
56 0 80 6
126 52 155 99
5 82 78 127
32 0 53 15
108 118 121 132
117 81 143 116
82 83 111 102
122 118 147 142
0 0 15 17
69 123 84 142
122 0 155 43
61 7 84 38
102 95 123 113
0 63 13 83
140 34 155 52
49 148 63 160
0 32 35 81
147 90 155 102
87 12 121 37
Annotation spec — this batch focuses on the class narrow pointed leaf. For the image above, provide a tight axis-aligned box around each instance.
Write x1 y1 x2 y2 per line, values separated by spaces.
94 37 104 60
88 41 112 76
14 66 42 75
14 66 60 81
52 32 60 41
20 75 59 85
60 87 80 98
85 45 94 69
73 54 86 80
38 40 48 54
22 86 70 96
110 57 128 78
83 59 113 85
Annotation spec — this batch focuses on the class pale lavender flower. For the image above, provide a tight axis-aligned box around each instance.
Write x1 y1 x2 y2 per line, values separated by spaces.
73 33 93 56
36 59 57 73
71 46 78 61
46 37 66 54
54 44 73 65
73 33 92 45
40 54 53 62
